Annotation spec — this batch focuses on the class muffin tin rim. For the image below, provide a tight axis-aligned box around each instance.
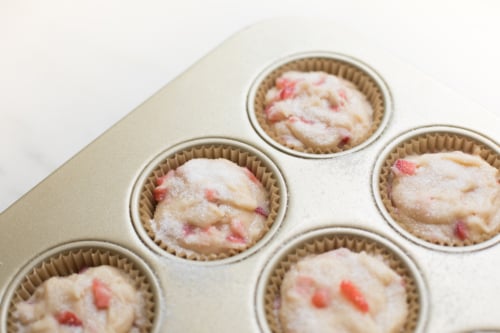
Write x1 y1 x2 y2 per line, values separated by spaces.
254 226 429 333
246 50 394 159
371 124 500 253
0 239 163 333
129 136 289 266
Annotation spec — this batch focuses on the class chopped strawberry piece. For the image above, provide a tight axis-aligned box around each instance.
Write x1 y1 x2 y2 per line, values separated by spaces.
279 85 295 100
340 280 369 313
329 104 339 112
183 224 195 236
454 221 468 240
230 220 246 238
227 220 247 243
276 77 294 89
55 311 82 326
244 168 259 184
204 189 219 202
156 176 166 186
153 187 167 202
155 170 174 186
339 136 350 146
92 278 112 310
226 234 246 244
338 89 348 101
295 276 315 295
394 159 416 176
255 206 269 218
311 288 330 308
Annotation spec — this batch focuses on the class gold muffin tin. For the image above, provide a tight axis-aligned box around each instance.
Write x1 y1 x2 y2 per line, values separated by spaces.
1 18 499 332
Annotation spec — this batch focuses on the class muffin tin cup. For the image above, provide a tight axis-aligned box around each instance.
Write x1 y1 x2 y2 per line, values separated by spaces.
255 227 428 333
247 52 392 158
2 241 160 333
373 126 500 251
130 138 287 263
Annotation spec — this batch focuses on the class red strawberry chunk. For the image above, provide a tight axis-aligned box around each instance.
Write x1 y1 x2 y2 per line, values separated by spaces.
338 89 348 101
92 278 112 310
279 85 295 100
394 159 416 176
276 77 294 89
226 234 246 244
153 187 167 202
156 175 167 186
227 220 247 243
339 136 350 146
340 280 369 313
204 188 219 202
230 219 246 239
255 206 269 218
55 311 82 326
454 221 468 240
155 170 174 186
311 288 330 308
329 104 339 112
183 224 195 236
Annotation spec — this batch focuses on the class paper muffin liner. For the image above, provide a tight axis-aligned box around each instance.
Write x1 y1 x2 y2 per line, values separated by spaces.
5 242 158 333
135 139 285 262
259 228 425 333
249 53 389 157
377 128 500 248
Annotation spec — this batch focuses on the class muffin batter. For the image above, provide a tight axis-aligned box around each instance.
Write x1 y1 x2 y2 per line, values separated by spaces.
390 151 500 243
152 158 269 255
279 248 407 333
14 266 145 333
264 71 373 150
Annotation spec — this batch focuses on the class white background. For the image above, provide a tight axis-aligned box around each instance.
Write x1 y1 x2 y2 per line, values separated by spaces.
1 0 499 213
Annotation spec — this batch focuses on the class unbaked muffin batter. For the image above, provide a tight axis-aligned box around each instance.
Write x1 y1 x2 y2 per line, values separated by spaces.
14 266 145 333
279 248 407 333
152 158 269 255
390 151 500 243
264 71 373 150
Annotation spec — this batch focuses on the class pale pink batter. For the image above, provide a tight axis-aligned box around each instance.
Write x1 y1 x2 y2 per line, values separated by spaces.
14 266 145 333
264 71 373 150
390 151 500 243
152 158 269 255
279 248 407 333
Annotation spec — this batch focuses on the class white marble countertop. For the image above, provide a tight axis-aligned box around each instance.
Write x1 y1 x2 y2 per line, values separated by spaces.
1 0 499 213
